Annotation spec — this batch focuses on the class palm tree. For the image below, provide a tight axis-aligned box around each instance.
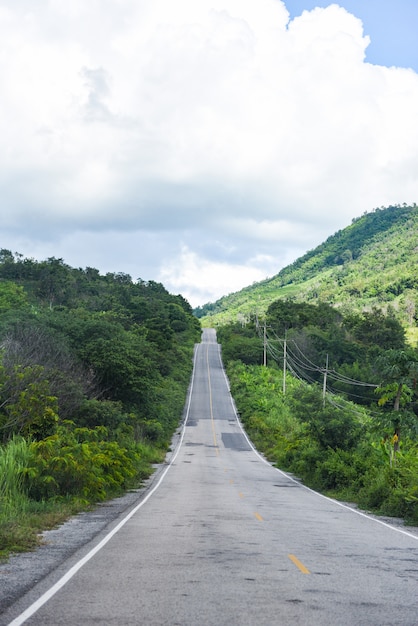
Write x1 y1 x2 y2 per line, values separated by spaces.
375 349 418 457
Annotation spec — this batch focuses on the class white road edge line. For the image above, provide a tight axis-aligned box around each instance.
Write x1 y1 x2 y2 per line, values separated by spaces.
216 342 418 543
7 345 199 626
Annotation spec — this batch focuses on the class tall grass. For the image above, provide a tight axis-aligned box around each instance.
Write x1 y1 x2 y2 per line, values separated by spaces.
0 436 31 520
0 432 161 561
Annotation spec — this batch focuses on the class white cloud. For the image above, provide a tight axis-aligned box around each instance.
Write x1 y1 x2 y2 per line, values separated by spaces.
1 1 418 305
158 246 272 307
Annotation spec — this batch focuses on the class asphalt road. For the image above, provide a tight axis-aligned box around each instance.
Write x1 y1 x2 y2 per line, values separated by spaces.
2 328 418 625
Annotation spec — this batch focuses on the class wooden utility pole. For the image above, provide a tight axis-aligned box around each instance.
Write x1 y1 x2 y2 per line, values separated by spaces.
283 332 287 396
263 322 267 367
322 354 329 407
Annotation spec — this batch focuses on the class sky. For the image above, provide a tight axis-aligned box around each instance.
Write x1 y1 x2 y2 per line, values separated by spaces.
1 1 418 307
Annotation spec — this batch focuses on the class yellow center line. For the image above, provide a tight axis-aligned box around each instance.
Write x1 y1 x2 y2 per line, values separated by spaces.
254 512 263 522
288 554 310 574
206 345 219 454
239 492 244 499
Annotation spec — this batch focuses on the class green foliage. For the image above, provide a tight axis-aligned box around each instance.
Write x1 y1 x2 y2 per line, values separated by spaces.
266 300 340 333
374 348 418 390
357 445 418 524
0 318 96 421
0 257 200 445
73 399 129 431
26 422 140 501
77 321 157 406
217 323 263 365
0 281 28 313
0 365 59 441
344 308 406 350
217 301 406 407
0 437 32 518
373 348 418 451
198 204 418 332
331 361 377 405
288 385 363 451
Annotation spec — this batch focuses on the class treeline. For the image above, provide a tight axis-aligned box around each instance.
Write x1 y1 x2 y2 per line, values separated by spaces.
218 299 418 524
0 251 201 558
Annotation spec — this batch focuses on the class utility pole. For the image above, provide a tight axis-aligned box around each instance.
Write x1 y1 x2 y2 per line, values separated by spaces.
322 353 329 407
283 331 287 396
263 321 267 367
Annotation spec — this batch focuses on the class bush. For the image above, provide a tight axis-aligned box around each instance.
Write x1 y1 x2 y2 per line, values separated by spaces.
288 385 363 451
73 399 128 431
314 449 363 491
26 423 140 502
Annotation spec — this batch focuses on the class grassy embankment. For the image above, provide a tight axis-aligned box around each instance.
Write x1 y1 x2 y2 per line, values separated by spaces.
0 433 163 561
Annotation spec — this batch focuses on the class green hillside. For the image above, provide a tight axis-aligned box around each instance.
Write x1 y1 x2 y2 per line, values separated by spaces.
196 204 418 336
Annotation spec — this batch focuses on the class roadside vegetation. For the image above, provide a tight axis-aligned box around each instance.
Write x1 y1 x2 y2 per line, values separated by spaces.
0 252 200 560
218 299 418 525
1 203 417 560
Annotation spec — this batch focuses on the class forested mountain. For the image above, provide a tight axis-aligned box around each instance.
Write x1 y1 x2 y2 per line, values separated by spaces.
196 204 418 335
0 253 200 558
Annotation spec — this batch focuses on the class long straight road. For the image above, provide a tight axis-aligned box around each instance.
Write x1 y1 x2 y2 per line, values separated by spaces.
3 328 418 625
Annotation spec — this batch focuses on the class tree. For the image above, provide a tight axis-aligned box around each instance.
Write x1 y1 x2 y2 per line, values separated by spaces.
0 318 96 419
375 349 418 456
266 300 340 334
0 281 28 313
0 364 58 441
37 257 76 308
344 308 406 350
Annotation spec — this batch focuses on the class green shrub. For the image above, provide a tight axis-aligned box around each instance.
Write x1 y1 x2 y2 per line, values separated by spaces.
314 449 362 490
26 423 140 502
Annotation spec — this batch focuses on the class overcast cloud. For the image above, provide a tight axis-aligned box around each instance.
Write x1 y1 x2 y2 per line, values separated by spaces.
1 1 418 306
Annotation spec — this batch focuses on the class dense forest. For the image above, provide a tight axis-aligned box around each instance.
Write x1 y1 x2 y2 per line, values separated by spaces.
196 204 418 341
0 251 200 558
217 299 418 524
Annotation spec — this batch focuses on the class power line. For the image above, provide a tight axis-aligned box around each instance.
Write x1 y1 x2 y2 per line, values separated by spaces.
251 320 391 422
256 321 379 400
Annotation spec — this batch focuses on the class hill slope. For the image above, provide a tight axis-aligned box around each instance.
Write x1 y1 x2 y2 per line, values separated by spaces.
196 204 418 330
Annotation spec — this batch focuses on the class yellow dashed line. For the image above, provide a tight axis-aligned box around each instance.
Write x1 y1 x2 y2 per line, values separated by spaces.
206 345 219 455
288 554 310 574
